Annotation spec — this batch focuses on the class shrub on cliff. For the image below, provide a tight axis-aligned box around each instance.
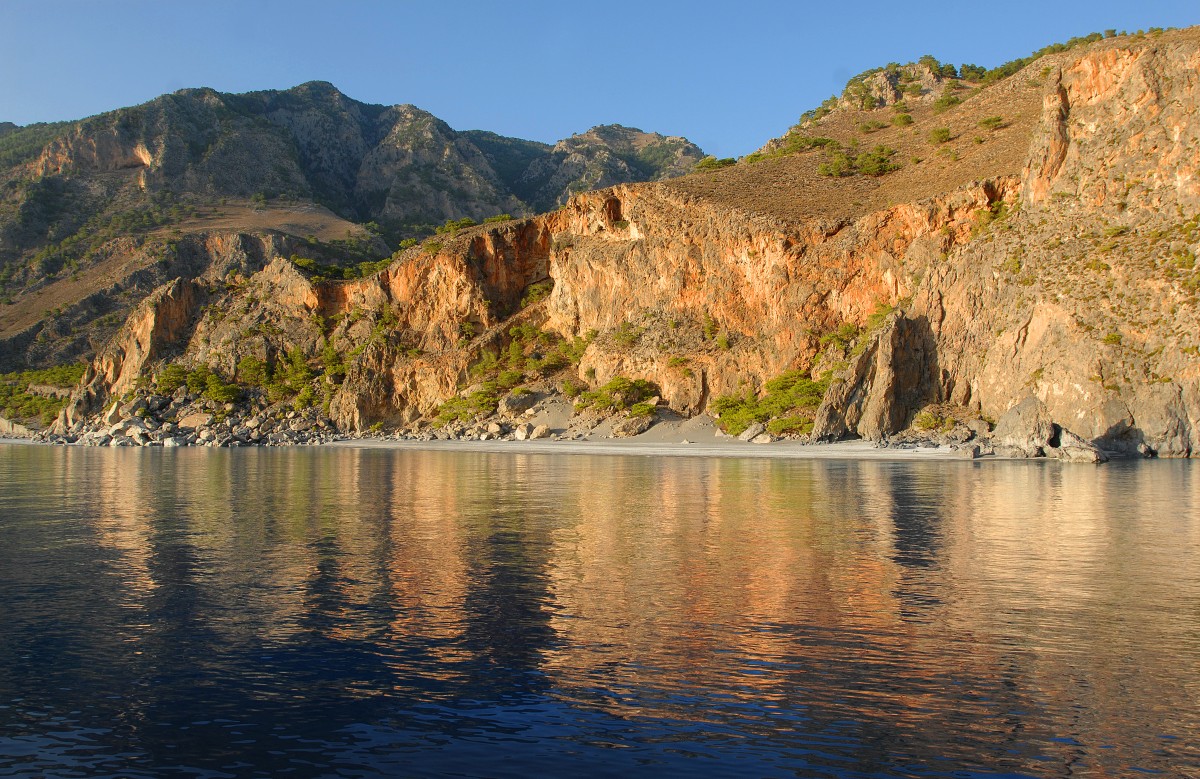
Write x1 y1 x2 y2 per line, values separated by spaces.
157 364 189 394
436 389 498 424
574 376 657 414
435 217 477 235
817 150 854 178
236 356 268 387
711 370 831 436
854 146 900 177
204 372 242 404
694 156 736 172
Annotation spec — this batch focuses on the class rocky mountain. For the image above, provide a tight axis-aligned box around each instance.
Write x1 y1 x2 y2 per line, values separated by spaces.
10 28 1200 460
0 83 703 371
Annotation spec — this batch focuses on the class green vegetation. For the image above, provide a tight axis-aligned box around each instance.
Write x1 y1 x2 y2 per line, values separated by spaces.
798 96 840 125
818 145 899 178
710 370 832 437
574 376 658 413
290 255 392 281
483 214 514 223
1103 332 1123 345
157 348 328 408
436 389 499 424
745 134 838 164
628 401 656 419
820 322 861 351
978 115 1005 131
0 363 87 426
974 32 1106 86
520 280 554 307
912 410 951 431
0 121 72 168
892 113 914 127
468 324 592 389
435 217 478 235
156 363 242 404
695 155 736 172
440 323 595 423
918 55 960 79
971 199 1012 237
612 320 644 347
929 127 952 144
853 146 901 177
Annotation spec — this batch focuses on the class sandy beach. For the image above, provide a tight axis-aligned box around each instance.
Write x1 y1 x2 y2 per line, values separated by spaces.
328 407 963 460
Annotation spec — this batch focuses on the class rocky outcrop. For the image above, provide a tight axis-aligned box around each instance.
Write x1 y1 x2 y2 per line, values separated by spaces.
0 416 32 437
811 314 938 440
56 278 202 429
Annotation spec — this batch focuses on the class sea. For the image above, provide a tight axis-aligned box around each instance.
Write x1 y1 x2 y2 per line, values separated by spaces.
1 443 1197 778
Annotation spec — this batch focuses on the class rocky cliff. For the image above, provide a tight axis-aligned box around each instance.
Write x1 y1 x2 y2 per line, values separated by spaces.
38 29 1200 458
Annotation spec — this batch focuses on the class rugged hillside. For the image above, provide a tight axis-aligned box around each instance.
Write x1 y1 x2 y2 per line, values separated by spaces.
0 83 702 372
26 28 1200 459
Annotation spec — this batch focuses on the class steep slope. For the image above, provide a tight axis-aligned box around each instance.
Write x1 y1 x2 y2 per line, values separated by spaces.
0 84 703 372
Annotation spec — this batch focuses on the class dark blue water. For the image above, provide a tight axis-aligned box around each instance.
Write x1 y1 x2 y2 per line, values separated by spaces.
1 444 1198 778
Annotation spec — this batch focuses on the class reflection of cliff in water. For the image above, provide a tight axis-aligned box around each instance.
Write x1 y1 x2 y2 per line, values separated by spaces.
0 446 1197 777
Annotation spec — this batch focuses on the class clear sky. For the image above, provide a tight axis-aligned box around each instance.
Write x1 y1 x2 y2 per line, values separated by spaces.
1 0 1196 158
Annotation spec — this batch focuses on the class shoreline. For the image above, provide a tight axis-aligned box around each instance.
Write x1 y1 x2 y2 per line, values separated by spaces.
0 433 970 461
326 437 966 460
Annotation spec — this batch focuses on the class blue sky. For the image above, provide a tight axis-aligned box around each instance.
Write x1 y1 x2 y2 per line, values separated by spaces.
1 0 1196 157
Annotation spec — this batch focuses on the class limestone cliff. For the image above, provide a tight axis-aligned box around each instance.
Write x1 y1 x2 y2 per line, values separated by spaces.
49 29 1200 458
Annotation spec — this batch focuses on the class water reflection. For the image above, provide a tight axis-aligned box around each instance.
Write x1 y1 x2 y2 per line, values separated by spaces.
0 446 1197 777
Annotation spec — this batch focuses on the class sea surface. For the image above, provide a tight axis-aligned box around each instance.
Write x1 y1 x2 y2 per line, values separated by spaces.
0 444 1198 778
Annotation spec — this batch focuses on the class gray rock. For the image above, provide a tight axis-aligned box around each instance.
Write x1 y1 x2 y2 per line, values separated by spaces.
178 412 213 430
966 419 991 438
750 433 775 444
514 423 533 441
737 422 766 442
956 444 981 459
992 396 1055 453
162 437 183 447
1052 429 1108 463
499 391 538 416
119 397 147 419
529 424 551 440
611 415 653 438
102 403 123 426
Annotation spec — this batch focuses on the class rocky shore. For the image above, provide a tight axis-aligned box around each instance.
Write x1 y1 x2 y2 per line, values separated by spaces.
19 382 1122 465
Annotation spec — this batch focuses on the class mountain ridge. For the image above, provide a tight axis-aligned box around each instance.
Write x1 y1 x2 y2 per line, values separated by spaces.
0 82 704 370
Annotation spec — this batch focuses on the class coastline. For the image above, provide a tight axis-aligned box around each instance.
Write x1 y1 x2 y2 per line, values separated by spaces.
326 436 964 460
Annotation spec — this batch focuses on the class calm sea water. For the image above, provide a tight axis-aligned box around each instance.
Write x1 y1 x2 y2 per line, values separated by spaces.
0 444 1197 778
